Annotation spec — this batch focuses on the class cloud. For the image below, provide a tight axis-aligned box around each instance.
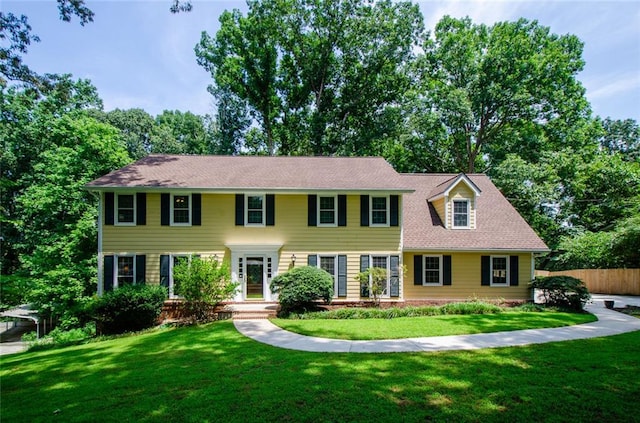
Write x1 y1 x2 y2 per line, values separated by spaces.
585 72 640 101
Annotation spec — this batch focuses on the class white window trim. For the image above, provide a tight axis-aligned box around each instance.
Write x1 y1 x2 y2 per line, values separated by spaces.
245 194 266 227
452 199 470 229
423 255 443 286
170 193 192 226
490 255 509 286
369 255 391 298
318 195 338 227
370 196 390 227
115 193 136 226
317 254 339 297
114 254 136 289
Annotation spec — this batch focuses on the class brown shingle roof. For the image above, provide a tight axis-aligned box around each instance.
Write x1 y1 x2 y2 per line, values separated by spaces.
402 174 549 252
86 155 410 192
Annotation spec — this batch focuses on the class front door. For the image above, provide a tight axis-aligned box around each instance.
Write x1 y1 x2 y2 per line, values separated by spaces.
246 257 264 300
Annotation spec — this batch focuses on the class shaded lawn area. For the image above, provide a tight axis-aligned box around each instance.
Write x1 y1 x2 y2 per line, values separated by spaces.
2 321 639 422
272 312 597 340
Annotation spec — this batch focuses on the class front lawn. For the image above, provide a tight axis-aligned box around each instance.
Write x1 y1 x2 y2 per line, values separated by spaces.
2 321 639 422
272 311 596 340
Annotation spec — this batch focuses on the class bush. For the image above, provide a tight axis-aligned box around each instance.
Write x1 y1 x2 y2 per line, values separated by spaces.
22 322 97 350
287 302 503 320
270 266 334 314
90 284 167 335
173 256 237 322
531 276 591 311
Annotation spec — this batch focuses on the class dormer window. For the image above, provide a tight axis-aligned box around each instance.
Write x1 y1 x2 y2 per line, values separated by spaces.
453 200 469 228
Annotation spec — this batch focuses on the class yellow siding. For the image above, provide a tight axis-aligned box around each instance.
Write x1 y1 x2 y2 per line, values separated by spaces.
403 252 533 300
103 193 401 300
447 181 476 229
432 198 445 224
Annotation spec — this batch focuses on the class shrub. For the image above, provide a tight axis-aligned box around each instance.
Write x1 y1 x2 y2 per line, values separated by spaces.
531 276 591 311
173 256 238 322
90 284 167 335
354 267 387 307
270 266 334 314
22 322 96 350
439 301 502 315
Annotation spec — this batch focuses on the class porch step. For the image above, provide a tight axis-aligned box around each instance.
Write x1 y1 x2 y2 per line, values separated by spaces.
222 303 279 320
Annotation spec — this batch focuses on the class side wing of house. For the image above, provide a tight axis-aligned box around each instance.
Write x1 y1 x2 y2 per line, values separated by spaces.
402 173 548 301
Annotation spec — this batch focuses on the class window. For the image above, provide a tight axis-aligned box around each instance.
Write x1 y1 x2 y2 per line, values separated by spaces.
453 200 469 228
116 194 135 224
246 195 265 225
371 255 390 296
319 255 337 294
424 255 442 285
117 256 135 286
491 256 508 285
319 196 337 226
172 194 191 225
371 196 388 226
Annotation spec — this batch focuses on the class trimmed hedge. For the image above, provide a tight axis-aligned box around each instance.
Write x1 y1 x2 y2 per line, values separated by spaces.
90 284 167 335
270 266 334 314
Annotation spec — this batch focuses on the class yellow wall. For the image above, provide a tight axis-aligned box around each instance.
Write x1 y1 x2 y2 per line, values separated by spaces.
102 193 402 300
445 181 476 229
403 252 533 300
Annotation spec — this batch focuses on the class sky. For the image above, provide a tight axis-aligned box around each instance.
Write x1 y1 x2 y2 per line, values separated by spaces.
4 0 640 121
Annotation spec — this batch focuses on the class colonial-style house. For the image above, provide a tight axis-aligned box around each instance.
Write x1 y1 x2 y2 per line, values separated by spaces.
86 155 548 303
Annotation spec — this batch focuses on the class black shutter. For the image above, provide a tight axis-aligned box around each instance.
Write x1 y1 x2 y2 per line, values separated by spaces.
307 254 318 267
360 255 370 297
443 255 452 286
510 255 519 286
192 193 201 226
136 255 146 285
235 194 244 226
360 195 369 226
308 195 317 226
266 194 275 226
105 193 114 225
338 195 347 227
481 255 491 286
161 193 170 226
160 255 170 289
414 255 423 285
390 195 399 227
103 255 114 292
390 255 400 297
337 255 347 297
136 193 146 225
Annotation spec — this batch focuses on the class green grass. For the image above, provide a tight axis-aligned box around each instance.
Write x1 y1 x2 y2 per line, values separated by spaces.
2 321 639 422
272 311 597 340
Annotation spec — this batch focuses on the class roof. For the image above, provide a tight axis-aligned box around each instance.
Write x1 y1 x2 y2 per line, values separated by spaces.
427 173 481 200
402 174 549 252
86 155 411 193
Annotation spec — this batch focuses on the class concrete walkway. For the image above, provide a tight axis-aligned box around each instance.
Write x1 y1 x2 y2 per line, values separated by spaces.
234 299 640 353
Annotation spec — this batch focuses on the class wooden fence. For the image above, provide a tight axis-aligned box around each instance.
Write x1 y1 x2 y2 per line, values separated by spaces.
535 269 640 296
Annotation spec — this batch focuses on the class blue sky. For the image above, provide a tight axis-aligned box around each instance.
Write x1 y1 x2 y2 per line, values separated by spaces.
5 0 639 121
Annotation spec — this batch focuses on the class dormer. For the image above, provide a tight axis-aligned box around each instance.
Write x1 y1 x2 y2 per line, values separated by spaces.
428 174 481 230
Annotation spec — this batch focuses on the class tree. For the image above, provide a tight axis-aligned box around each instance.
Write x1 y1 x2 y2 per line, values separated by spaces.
207 87 250 155
1 1 93 90
196 0 424 156
173 256 237 322
95 108 156 160
599 117 639 161
17 114 130 326
399 16 590 173
1 77 103 274
153 110 209 154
